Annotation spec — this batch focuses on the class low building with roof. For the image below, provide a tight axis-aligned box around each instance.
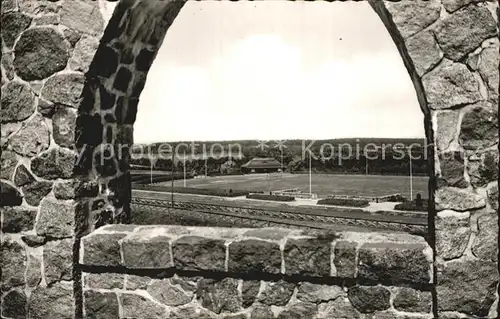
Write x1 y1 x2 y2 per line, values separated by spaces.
240 157 282 174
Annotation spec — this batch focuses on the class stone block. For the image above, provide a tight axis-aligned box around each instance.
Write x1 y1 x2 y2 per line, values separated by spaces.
242 280 260 308
84 290 119 319
358 242 431 284
1 238 26 292
434 5 497 61
257 280 295 307
437 151 468 188
44 238 73 285
435 187 486 212
28 282 74 319
53 106 77 148
36 197 76 238
284 237 331 276
121 232 172 269
348 286 391 314
1 289 27 319
435 111 460 151
1 207 37 233
197 278 242 314
14 164 34 187
393 287 432 313
14 27 69 81
406 30 442 77
26 253 42 288
10 113 50 157
0 181 22 206
277 302 318 319
472 212 498 262
422 59 481 110
296 282 345 303
317 296 360 319
0 81 35 123
125 275 151 290
435 211 470 260
31 148 76 180
228 239 281 274
384 0 441 38
41 72 85 108
478 40 499 105
22 180 52 206
334 240 357 278
437 258 497 317
459 103 498 150
172 235 226 272
60 0 104 37
119 293 169 318
147 279 192 306
1 12 31 48
81 233 126 267
69 35 99 73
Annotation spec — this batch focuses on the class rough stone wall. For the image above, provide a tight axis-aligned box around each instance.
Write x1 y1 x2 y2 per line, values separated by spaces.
80 225 434 319
370 1 499 317
1 0 499 318
1 1 107 318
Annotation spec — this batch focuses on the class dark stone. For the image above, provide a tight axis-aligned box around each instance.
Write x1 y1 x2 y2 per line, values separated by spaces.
41 72 85 108
124 98 138 124
296 282 344 303
44 238 73 285
228 239 281 274
21 235 46 247
91 199 105 210
334 240 357 278
93 144 118 177
28 283 74 319
0 150 18 180
14 27 70 81
197 278 242 314
284 238 331 276
438 151 468 188
468 150 499 188
52 106 77 148
242 280 261 308
459 104 498 150
1 0 17 13
1 12 32 48
1 81 36 123
131 76 146 98
173 236 226 272
1 239 26 291
31 148 76 180
393 287 432 313
88 45 119 78
258 280 295 306
121 233 172 269
104 126 113 143
22 180 52 206
113 67 132 92
114 96 124 123
14 164 35 187
487 184 498 210
277 302 318 319
357 242 431 285
75 180 99 199
120 47 134 64
38 99 56 117
81 233 127 267
0 181 23 206
1 207 37 233
437 258 497 316
98 85 116 110
1 289 27 318
434 5 498 61
348 286 391 313
84 290 119 319
136 48 155 72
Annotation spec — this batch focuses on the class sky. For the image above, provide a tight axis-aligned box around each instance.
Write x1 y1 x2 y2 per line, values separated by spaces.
132 1 424 143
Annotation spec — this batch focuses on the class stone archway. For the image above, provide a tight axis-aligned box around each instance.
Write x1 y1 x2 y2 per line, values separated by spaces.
0 0 498 318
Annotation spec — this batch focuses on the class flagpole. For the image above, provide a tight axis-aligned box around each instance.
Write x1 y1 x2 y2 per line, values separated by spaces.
409 150 413 200
183 150 186 187
309 152 312 195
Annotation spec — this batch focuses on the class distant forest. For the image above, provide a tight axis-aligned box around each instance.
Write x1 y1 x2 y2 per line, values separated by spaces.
129 138 429 176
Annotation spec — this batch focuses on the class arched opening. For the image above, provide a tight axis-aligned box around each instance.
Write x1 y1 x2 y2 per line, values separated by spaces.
124 1 430 237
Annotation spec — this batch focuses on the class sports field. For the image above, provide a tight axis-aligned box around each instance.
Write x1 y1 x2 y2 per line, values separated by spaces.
158 173 428 198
